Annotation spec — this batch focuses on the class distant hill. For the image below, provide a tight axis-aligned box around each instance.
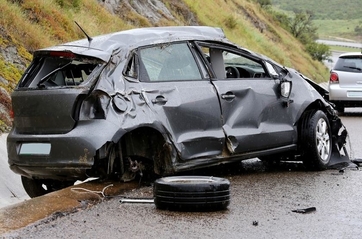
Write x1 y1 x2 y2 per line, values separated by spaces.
0 0 330 132
271 0 362 41
271 0 362 20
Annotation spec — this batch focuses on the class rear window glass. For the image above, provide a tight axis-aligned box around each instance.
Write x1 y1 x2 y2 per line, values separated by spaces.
18 55 104 88
334 55 362 73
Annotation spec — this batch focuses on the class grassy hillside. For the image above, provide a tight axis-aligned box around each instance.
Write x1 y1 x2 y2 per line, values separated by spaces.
271 0 362 40
0 0 330 131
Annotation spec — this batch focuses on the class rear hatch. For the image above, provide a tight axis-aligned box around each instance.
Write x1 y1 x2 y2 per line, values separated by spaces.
333 54 362 88
12 51 105 134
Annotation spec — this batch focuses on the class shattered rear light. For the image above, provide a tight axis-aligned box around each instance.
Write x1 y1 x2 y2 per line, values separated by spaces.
330 72 339 83
49 51 76 59
78 91 110 120
10 109 14 119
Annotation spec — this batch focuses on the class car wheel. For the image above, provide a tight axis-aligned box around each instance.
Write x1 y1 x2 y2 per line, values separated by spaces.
153 176 230 211
300 110 332 170
21 176 73 198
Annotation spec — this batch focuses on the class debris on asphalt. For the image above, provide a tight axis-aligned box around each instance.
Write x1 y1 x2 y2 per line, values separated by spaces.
292 207 316 214
71 184 114 200
119 197 154 204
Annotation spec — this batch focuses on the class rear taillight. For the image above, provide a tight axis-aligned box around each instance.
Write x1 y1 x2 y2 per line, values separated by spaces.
330 72 339 83
78 91 110 120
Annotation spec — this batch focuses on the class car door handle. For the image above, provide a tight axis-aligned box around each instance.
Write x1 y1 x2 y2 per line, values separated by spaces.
152 95 168 104
221 93 235 100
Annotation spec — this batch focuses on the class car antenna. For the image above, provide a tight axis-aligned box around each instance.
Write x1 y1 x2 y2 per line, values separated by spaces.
74 21 93 47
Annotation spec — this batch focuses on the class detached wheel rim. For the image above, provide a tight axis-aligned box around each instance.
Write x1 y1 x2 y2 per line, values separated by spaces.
316 118 330 162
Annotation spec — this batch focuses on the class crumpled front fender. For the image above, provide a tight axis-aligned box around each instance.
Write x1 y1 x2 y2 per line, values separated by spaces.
328 115 352 168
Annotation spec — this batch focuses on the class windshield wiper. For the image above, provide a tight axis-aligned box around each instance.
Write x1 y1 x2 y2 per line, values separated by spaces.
343 66 362 71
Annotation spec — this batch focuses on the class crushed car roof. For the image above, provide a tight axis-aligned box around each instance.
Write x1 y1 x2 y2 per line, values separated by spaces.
35 26 234 62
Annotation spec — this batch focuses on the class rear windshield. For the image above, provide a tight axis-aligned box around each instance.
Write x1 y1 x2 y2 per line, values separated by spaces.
334 55 362 73
18 55 104 88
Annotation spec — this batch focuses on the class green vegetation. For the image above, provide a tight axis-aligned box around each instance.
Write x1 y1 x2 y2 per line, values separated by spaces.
271 0 362 41
265 9 331 62
314 19 362 40
0 0 331 131
329 45 360 52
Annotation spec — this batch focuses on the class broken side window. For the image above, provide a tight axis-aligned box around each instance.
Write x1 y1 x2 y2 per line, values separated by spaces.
138 42 202 82
124 52 138 79
198 45 268 79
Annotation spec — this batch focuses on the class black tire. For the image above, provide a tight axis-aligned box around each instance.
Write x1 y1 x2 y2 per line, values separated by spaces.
154 176 230 211
21 176 73 198
300 110 332 170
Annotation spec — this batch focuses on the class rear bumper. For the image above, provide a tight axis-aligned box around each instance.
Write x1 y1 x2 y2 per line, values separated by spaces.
329 84 362 101
7 120 126 180
329 84 362 106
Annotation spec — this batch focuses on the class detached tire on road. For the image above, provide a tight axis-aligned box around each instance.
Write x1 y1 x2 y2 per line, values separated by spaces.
300 110 332 170
154 176 230 211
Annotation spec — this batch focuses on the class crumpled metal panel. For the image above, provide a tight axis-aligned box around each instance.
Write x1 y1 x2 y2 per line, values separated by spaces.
213 77 295 154
7 26 352 181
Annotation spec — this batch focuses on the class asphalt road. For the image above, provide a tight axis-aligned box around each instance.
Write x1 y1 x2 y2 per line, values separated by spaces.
0 134 29 208
316 39 362 49
3 109 362 239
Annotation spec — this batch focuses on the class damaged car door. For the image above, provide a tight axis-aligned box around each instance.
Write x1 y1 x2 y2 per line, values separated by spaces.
197 43 296 154
136 42 225 160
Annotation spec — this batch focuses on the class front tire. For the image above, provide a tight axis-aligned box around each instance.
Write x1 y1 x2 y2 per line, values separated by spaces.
300 110 332 170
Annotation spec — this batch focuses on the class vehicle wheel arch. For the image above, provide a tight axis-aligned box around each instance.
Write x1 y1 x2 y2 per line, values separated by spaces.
297 100 330 125
296 100 329 152
118 126 175 176
297 99 342 135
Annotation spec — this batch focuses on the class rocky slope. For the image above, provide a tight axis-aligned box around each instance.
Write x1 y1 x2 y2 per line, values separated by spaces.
0 0 329 132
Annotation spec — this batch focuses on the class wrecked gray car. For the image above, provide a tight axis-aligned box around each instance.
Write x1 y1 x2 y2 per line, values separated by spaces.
7 26 349 197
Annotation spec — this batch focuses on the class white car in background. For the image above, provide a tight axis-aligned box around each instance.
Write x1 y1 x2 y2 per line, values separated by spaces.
329 52 362 113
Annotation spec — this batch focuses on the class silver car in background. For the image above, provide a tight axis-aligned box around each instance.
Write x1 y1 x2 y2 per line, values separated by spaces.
329 52 362 113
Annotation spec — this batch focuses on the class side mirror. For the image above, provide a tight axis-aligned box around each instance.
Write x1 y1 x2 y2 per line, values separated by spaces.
280 80 292 98
280 80 293 107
